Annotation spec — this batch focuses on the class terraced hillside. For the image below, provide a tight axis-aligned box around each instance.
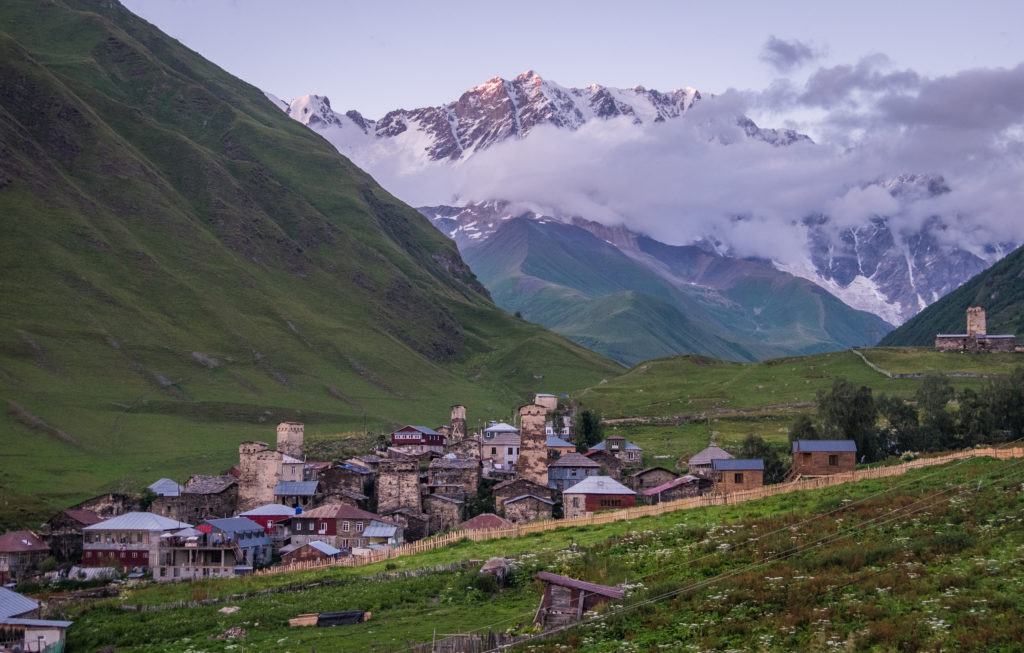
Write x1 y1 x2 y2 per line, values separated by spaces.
0 0 619 527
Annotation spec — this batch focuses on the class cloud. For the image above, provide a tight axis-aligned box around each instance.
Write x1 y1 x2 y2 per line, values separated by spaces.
800 54 920 109
760 36 825 73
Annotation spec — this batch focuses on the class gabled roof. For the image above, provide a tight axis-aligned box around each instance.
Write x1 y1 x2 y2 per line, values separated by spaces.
0 618 73 628
184 474 236 495
534 572 625 599
588 439 641 452
792 439 857 453
563 476 636 496
281 454 304 464
712 458 764 471
239 503 297 517
0 587 39 619
505 494 555 506
307 540 341 556
484 422 518 434
483 431 521 446
0 530 48 553
298 504 381 521
274 480 319 496
688 445 734 466
460 513 513 531
631 466 678 478
546 435 574 448
84 512 190 532
148 478 183 497
392 425 440 436
493 477 548 492
61 509 103 526
641 475 701 497
549 452 601 468
205 517 265 536
362 522 398 538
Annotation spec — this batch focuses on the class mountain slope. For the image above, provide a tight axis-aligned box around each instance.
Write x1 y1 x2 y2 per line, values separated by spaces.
0 0 619 526
441 206 891 365
880 244 1024 346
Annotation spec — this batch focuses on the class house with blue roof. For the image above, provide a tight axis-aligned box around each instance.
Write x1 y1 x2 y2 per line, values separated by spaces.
153 517 271 582
791 439 857 476
711 458 764 492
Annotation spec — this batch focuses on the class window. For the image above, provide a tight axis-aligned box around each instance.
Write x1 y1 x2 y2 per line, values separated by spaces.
508 447 513 455
342 521 350 532
356 521 364 531
319 521 328 534
491 447 497 455
572 497 580 508
734 473 744 484
828 455 839 466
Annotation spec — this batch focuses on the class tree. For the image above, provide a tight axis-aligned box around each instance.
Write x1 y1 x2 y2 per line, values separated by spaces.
956 388 993 447
788 414 818 442
574 410 604 452
737 434 790 484
877 394 920 453
916 376 957 450
988 367 1024 441
817 379 882 461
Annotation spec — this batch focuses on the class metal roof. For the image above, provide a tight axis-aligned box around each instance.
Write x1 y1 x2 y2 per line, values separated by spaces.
712 458 764 471
792 439 857 453
239 503 297 517
83 512 191 532
393 425 440 436
205 517 265 536
0 618 73 628
274 480 319 496
549 452 601 468
482 431 520 446
307 540 341 556
0 588 39 619
562 476 636 495
148 478 183 497
641 475 701 496
688 445 734 466
60 509 103 526
0 530 48 553
298 504 381 521
484 422 518 434
546 435 574 448
588 439 641 452
362 522 398 538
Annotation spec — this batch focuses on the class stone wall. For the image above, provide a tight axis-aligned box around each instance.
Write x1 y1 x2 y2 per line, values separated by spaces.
449 405 466 441
967 306 987 336
376 458 422 514
237 442 282 512
516 404 549 486
423 495 463 533
504 496 553 523
276 422 304 460
792 451 856 476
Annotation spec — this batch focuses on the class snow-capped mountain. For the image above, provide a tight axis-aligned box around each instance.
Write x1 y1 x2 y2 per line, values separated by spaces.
268 70 808 164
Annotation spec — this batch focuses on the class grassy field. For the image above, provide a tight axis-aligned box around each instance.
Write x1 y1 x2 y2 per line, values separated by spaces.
64 456 1024 651
575 348 1018 420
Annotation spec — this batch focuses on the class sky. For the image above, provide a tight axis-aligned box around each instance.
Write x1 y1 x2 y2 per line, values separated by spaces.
122 0 1024 118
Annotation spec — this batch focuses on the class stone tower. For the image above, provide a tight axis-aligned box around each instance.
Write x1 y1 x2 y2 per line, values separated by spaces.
966 306 987 337
516 403 549 486
376 457 422 514
449 405 467 442
237 441 282 511
276 421 304 459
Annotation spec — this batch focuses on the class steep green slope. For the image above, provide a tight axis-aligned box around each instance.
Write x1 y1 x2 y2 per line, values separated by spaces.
881 244 1024 345
464 217 891 365
0 0 619 526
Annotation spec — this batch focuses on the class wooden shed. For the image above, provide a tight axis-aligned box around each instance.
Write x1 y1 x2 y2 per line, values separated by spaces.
791 439 857 476
534 571 624 627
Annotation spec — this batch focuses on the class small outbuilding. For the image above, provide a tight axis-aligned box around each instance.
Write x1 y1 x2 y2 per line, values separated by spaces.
711 459 764 492
641 474 712 504
533 571 624 627
791 439 857 476
280 540 341 565
628 467 678 491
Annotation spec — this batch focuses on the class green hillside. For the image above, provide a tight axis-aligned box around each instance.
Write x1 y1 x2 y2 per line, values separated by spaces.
0 0 619 527
463 217 892 365
881 244 1024 345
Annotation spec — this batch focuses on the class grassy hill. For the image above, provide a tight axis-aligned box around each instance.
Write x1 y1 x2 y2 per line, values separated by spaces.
881 244 1024 346
65 456 1024 651
463 217 891 365
0 0 619 527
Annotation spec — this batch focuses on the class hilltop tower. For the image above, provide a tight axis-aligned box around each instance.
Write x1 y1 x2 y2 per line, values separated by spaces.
449 405 467 442
516 403 549 486
966 306 987 337
276 421 304 459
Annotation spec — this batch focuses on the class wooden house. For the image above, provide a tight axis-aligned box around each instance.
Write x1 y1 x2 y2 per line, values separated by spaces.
534 572 624 627
628 467 678 491
41 509 102 562
547 452 601 492
389 425 445 455
711 459 764 492
640 475 711 504
791 440 857 476
279 540 341 565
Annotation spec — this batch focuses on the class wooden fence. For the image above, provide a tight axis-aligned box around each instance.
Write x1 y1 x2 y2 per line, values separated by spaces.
254 446 1024 578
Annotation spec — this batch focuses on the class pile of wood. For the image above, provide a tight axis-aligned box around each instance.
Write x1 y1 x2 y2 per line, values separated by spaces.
288 611 372 628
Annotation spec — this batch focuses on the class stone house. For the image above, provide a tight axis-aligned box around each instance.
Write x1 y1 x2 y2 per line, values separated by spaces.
628 467 678 491
584 450 626 480
588 436 643 467
504 494 555 523
562 476 637 519
389 425 446 455
0 531 49 584
427 454 479 499
68 492 137 520
151 474 238 524
493 478 552 512
318 463 373 497
546 435 576 460
935 307 1019 352
422 494 464 534
380 508 430 543
640 475 711 504
376 457 422 514
236 441 283 511
41 509 102 562
445 435 482 462
791 440 857 476
279 540 341 565
82 512 190 570
459 513 513 531
686 444 733 477
711 459 764 492
288 504 399 551
547 452 602 492
517 404 550 486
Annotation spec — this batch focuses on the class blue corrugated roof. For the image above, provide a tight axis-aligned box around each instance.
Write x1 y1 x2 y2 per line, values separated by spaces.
205 517 265 536
546 435 574 448
0 588 38 619
712 458 764 471
792 439 857 453
274 480 318 496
